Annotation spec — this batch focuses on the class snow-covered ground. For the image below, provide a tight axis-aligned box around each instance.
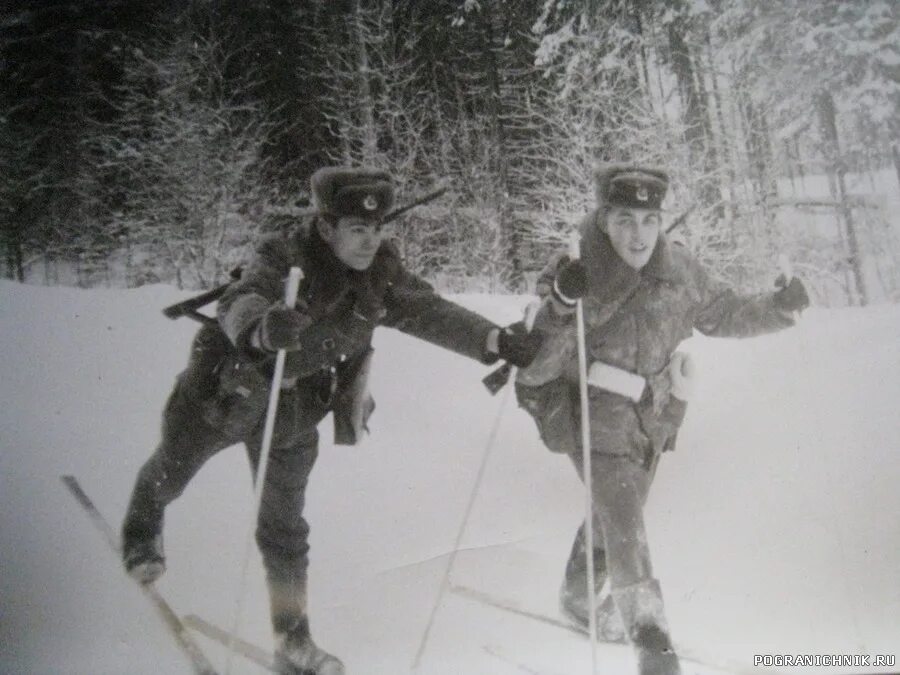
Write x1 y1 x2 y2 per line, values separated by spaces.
1 280 898 675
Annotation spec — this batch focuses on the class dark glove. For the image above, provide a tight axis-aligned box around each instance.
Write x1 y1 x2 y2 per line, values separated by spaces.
496 322 544 369
552 257 587 306
773 275 810 313
257 304 313 352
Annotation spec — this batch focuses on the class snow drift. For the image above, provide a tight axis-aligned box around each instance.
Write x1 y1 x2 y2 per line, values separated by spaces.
1 280 898 674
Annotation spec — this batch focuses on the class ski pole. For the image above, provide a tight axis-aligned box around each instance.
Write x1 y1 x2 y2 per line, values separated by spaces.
411 299 539 672
570 231 600 674
225 266 303 675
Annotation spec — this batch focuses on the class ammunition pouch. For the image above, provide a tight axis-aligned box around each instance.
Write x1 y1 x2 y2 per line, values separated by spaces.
180 323 232 399
284 313 376 380
199 353 270 439
515 377 578 454
332 348 375 445
180 300 379 446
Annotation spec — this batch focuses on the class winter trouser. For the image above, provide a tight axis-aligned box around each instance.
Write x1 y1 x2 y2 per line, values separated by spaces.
564 451 660 597
245 427 320 638
567 451 679 673
562 525 608 607
122 375 326 638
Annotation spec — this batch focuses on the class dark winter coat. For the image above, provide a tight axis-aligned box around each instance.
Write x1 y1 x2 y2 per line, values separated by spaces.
516 211 794 463
185 218 498 448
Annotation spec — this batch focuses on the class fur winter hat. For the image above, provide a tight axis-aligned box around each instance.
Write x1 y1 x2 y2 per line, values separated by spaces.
594 163 669 210
310 167 395 221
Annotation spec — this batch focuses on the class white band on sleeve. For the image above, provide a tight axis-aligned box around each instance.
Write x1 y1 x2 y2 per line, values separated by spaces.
587 361 647 402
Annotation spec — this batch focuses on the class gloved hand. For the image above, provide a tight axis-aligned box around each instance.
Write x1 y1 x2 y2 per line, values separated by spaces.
495 322 544 368
552 257 588 306
773 275 810 313
257 304 313 352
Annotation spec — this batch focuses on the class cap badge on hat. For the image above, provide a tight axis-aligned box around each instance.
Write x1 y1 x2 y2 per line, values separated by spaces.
363 194 379 211
636 186 649 202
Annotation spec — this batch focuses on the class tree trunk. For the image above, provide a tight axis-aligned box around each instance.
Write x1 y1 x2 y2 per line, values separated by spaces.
646 18 671 133
817 90 868 305
2 236 10 280
893 142 900 195
666 16 719 213
482 6 521 290
3 222 26 281
696 28 726 222
707 37 733 179
8 241 24 281
354 0 378 164
633 5 654 106
741 95 778 227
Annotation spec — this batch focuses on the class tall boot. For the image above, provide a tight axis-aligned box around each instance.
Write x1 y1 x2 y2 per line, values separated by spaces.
121 471 167 584
267 577 344 675
593 590 626 643
613 578 681 675
122 530 165 584
560 525 624 640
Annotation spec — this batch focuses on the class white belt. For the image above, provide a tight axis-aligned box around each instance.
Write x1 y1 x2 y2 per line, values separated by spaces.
587 361 646 402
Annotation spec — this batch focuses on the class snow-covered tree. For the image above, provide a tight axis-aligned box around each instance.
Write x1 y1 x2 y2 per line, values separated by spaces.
712 0 900 304
88 22 273 288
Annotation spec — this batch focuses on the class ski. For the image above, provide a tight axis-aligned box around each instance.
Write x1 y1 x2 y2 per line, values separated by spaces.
450 583 765 675
482 644 560 675
184 611 555 675
450 583 591 639
183 614 275 672
60 475 219 675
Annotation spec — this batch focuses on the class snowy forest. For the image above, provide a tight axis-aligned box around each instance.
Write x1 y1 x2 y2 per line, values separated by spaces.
1 0 899 305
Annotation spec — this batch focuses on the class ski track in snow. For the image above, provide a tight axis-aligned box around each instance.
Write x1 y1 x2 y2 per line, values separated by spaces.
1 281 899 674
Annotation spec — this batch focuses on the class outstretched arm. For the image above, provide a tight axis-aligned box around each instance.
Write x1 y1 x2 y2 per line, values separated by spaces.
382 267 540 367
692 262 802 338
381 267 499 363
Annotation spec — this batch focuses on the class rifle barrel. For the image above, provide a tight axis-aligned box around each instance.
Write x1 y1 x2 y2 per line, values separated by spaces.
162 186 449 322
382 185 447 224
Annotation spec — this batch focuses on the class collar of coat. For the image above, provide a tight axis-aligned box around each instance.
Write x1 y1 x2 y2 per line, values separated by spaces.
290 218 400 317
577 209 686 302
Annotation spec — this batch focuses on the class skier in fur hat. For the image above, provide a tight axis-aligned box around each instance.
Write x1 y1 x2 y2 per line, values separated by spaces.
120 167 543 675
516 164 810 675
